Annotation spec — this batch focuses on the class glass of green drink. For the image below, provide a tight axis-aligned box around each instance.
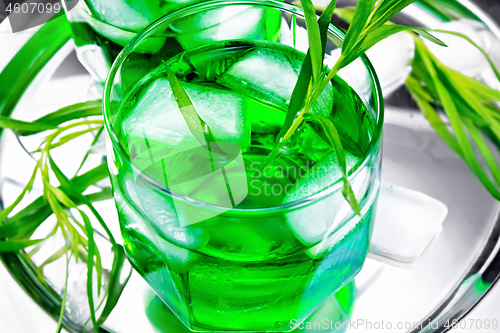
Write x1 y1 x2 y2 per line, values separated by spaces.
103 0 383 331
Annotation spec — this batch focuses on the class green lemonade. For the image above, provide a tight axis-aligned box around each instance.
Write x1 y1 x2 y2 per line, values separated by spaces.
108 41 378 331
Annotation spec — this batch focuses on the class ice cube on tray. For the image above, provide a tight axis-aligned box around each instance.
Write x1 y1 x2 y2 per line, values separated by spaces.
369 183 448 264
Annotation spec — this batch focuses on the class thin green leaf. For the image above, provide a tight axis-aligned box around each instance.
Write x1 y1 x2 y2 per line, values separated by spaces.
280 0 337 144
164 65 210 146
459 71 500 101
300 0 322 82
368 0 417 31
303 113 361 215
97 245 131 326
19 100 102 136
46 192 80 259
342 0 377 54
343 25 445 73
72 163 110 190
38 126 102 152
432 29 500 82
413 28 447 46
442 66 500 139
36 245 68 272
55 253 71 333
94 244 103 297
85 188 113 203
80 209 98 329
49 157 117 245
318 0 338 55
0 116 56 133
0 161 39 223
75 127 105 176
0 188 110 242
48 157 130 327
406 76 461 154
0 238 44 252
51 186 77 209
414 38 500 198
464 118 500 187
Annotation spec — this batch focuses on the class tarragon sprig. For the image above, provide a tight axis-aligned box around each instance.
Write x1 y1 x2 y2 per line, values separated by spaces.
407 36 500 200
269 0 445 214
335 4 500 201
0 101 130 333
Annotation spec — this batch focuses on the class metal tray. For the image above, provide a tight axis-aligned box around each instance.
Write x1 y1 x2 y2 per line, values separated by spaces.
1 1 500 332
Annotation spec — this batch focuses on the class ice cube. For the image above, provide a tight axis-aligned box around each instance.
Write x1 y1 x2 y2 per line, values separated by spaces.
423 19 497 79
87 0 163 32
83 0 166 52
169 6 249 33
121 175 210 251
173 7 277 50
217 47 334 115
283 153 360 246
125 218 201 273
369 183 448 263
122 78 251 150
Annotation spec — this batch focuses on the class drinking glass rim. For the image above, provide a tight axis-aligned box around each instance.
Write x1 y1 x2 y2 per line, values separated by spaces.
103 0 384 215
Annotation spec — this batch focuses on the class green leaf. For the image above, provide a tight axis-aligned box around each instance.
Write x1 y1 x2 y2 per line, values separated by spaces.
279 0 337 145
18 100 102 136
408 38 500 199
0 238 44 252
406 75 461 154
0 116 56 133
0 161 39 223
36 245 68 272
303 113 361 215
72 163 110 190
164 65 212 146
51 187 77 209
300 0 322 82
342 0 376 54
0 15 71 135
0 164 110 240
55 253 71 333
456 70 500 102
96 245 131 326
75 127 105 176
49 157 117 246
342 25 445 72
85 188 113 203
413 28 447 46
432 29 500 81
49 157 131 327
80 209 98 329
368 0 417 31
40 126 102 152
318 0 338 54
464 118 500 187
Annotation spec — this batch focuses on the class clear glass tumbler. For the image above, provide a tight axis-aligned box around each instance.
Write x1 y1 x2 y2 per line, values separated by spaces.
103 0 383 331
